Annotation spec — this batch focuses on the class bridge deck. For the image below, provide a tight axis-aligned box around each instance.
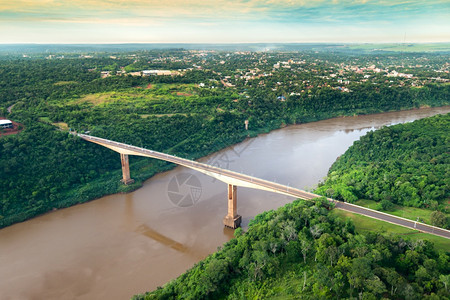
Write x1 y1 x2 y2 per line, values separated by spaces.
77 133 450 239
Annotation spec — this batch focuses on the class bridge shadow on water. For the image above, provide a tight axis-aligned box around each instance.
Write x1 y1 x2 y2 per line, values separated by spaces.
124 193 191 253
135 224 190 253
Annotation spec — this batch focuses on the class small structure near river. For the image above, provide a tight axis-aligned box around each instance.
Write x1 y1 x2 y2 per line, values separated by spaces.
0 120 13 129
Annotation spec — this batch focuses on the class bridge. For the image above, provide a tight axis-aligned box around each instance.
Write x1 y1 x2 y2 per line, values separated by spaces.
77 134 450 239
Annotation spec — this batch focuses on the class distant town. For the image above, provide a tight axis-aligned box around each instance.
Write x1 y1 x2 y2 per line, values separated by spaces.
0 44 449 300
36 48 449 100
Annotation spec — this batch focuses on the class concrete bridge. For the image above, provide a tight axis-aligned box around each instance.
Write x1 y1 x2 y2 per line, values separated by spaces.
77 134 450 239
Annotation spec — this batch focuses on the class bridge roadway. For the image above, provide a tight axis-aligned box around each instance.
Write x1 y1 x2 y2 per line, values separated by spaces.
78 134 450 240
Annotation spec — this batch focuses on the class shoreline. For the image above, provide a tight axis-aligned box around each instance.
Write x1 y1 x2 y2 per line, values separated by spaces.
2 105 450 229
117 104 450 202
1 105 449 300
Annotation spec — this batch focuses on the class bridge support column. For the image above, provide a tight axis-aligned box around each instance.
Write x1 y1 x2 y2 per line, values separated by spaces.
120 153 134 185
223 184 242 229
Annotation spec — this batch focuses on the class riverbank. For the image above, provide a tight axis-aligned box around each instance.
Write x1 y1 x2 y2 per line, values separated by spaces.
133 199 450 299
134 110 450 299
71 104 450 202
1 106 449 300
2 105 450 229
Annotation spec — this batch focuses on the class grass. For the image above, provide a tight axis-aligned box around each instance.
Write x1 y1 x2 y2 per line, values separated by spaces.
70 84 198 107
152 83 197 90
354 199 378 210
390 206 435 224
355 199 447 225
73 91 152 106
53 122 69 131
39 117 69 131
331 209 450 251
75 93 114 105
53 81 78 86
39 116 52 123
140 113 189 118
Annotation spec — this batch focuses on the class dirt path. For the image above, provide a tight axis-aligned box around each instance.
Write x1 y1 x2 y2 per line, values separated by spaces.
7 104 15 113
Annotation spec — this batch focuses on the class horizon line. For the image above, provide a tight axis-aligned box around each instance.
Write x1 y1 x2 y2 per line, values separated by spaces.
1 41 449 45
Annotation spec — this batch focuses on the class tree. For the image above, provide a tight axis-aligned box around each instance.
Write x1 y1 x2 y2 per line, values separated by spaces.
348 257 372 296
430 211 447 228
301 239 311 264
440 274 450 292
310 224 323 239
376 199 395 211
281 220 298 242
385 268 404 296
365 275 387 297
325 245 339 267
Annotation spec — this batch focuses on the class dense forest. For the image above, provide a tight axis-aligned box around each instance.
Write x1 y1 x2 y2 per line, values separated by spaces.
133 199 450 299
315 113 449 228
0 51 449 228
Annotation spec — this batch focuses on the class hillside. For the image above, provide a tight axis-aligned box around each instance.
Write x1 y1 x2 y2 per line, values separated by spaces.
133 199 450 299
1 51 449 228
132 113 450 299
315 113 449 228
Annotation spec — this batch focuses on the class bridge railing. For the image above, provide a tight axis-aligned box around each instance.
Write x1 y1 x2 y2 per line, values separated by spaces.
79 133 320 197
77 133 450 239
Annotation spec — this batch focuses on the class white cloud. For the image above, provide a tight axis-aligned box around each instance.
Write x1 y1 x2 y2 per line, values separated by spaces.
0 0 448 43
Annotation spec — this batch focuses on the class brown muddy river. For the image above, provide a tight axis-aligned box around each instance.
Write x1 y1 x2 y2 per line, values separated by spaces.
1 107 449 300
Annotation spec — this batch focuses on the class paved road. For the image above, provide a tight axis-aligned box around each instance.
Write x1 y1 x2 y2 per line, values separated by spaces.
78 134 450 240
334 202 450 239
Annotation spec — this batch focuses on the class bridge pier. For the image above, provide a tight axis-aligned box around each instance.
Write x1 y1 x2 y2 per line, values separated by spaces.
223 184 242 229
120 153 135 185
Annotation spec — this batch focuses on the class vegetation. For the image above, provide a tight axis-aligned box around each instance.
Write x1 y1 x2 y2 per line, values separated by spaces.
355 199 435 225
0 46 449 299
0 50 449 228
315 113 450 228
131 111 450 299
331 210 450 252
133 199 450 299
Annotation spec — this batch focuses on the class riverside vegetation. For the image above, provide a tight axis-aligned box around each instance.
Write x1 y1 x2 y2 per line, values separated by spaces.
0 48 449 229
133 199 450 299
1 46 449 299
315 113 450 229
134 113 450 299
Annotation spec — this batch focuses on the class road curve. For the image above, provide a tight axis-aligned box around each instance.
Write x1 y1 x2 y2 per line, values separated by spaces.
77 133 450 240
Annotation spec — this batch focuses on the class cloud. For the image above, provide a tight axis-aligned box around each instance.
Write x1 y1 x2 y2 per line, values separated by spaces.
0 0 268 24
0 0 448 42
2 0 448 21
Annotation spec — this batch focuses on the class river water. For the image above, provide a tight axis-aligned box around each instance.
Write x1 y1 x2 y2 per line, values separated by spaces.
1 107 449 300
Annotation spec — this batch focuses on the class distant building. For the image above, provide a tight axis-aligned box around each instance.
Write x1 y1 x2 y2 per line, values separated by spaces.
0 120 13 129
101 71 111 78
142 70 173 76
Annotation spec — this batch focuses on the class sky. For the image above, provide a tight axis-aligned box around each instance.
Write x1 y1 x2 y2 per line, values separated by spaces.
0 0 449 44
